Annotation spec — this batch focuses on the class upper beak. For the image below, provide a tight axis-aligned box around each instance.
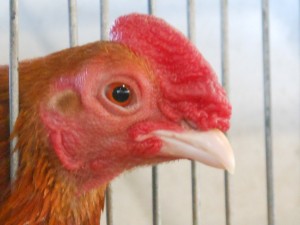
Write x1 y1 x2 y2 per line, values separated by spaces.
152 129 235 173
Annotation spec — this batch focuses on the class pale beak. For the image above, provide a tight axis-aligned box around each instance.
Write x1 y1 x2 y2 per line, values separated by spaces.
152 129 235 174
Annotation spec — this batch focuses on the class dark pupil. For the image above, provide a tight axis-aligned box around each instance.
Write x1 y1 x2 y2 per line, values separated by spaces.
112 85 130 102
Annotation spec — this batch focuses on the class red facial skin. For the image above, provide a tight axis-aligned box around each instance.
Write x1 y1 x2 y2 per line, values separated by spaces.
40 14 231 192
40 48 179 191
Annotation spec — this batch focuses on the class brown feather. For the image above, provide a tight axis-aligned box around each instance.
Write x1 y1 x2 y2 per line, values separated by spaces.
0 41 131 224
0 65 10 203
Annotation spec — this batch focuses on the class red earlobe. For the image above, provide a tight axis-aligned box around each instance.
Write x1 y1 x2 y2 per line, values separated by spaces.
40 107 83 171
49 130 82 171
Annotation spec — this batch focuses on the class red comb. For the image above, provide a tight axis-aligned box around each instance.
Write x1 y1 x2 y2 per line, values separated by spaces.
110 14 231 131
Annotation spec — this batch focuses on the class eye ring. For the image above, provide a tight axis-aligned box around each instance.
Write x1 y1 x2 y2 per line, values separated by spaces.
105 83 132 107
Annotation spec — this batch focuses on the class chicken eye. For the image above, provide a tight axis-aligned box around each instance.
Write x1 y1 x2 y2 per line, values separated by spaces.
106 83 132 107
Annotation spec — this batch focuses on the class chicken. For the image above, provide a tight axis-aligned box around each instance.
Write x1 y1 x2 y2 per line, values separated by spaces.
0 13 234 224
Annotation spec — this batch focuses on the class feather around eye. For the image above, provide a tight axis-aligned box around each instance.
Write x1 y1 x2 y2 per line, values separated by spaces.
105 83 132 107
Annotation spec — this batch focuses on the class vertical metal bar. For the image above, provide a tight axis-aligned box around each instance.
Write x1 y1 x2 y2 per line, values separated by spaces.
190 162 198 225
68 0 78 47
224 173 231 225
9 0 19 184
148 0 155 15
220 0 229 91
261 0 275 225
100 0 109 40
152 166 160 225
220 1 231 225
187 1 199 225
187 0 196 43
147 2 161 224
100 1 112 225
105 186 113 225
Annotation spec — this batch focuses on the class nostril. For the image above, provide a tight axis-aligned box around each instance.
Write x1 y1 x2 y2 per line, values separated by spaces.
181 119 198 130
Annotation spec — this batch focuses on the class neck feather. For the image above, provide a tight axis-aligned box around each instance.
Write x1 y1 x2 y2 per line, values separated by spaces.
0 110 107 225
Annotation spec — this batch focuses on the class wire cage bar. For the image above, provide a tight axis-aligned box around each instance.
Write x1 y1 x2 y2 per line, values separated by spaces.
147 2 161 225
9 0 19 185
152 165 160 225
100 0 109 40
99 1 113 225
220 1 232 225
187 1 200 225
261 0 275 225
68 0 78 47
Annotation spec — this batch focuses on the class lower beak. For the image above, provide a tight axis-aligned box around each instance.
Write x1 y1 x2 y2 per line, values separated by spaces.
152 129 235 173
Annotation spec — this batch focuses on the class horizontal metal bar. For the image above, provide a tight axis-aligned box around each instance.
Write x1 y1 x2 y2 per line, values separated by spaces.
9 0 19 184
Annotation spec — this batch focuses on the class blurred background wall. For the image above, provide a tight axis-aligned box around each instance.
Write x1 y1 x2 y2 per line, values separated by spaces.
0 0 299 224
